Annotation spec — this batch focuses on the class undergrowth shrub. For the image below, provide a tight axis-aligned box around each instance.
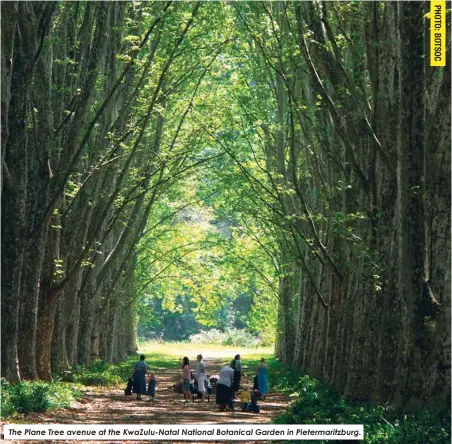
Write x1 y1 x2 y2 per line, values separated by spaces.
189 328 260 347
272 372 450 443
256 329 275 347
71 360 129 386
1 378 82 418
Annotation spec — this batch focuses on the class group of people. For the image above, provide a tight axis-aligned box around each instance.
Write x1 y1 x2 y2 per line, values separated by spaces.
130 353 269 413
215 355 268 412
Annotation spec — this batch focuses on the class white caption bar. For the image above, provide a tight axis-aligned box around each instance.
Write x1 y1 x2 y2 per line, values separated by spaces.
5 424 364 440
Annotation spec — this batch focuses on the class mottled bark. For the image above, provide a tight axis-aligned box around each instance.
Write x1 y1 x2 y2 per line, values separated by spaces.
390 1 426 409
18 227 48 380
36 214 61 381
77 273 98 364
1 2 36 382
18 35 55 379
1 1 18 171
51 291 70 373
274 1 450 410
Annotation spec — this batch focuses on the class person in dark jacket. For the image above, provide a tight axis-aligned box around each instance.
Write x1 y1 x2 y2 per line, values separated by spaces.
232 354 244 397
249 389 260 413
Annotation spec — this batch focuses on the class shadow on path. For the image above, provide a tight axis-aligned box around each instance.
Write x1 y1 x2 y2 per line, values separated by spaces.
2 359 292 443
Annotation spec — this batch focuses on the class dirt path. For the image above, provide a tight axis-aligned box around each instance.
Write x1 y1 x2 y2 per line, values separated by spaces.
3 360 292 443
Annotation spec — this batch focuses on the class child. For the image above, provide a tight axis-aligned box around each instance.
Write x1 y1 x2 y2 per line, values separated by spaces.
240 385 251 411
147 372 156 402
248 389 260 413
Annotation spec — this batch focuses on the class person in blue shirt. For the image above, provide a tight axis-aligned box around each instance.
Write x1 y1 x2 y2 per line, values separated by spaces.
132 355 150 400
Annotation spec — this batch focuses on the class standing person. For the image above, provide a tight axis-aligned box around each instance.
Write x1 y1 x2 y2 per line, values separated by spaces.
232 354 244 397
256 358 268 400
182 357 192 403
132 355 150 401
216 362 234 412
196 354 207 401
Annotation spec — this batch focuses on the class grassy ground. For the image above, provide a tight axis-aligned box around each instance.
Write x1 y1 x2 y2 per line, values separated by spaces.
137 341 275 372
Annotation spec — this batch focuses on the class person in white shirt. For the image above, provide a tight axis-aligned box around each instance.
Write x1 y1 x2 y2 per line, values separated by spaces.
196 354 206 401
216 363 234 411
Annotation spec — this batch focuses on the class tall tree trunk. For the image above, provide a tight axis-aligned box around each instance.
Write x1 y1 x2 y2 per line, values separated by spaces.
36 214 61 381
1 1 18 173
77 273 98 364
51 291 70 373
18 226 48 380
392 1 427 409
0 3 35 381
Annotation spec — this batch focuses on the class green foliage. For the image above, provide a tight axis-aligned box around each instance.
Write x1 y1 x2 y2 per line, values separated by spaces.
135 176 279 342
71 360 129 386
189 328 263 348
1 378 82 418
272 370 451 444
138 301 202 342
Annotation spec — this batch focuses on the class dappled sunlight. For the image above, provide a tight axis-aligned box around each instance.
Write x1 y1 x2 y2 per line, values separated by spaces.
11 351 291 442
2 1 448 440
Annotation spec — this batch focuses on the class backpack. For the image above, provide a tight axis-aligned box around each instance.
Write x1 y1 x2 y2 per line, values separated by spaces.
205 379 213 395
124 378 133 396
